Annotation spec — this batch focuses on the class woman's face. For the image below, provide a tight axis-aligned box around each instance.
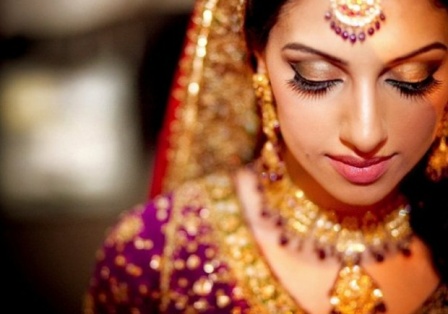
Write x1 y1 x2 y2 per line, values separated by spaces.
260 0 448 210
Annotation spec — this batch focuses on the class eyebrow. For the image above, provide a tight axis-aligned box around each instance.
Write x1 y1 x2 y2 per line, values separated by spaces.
390 42 447 63
282 43 347 65
282 42 448 65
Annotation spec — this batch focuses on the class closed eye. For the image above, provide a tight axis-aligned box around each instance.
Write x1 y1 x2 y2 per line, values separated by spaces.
287 65 343 98
385 76 441 99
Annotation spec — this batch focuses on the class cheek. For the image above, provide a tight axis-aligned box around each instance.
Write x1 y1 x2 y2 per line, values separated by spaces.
273 84 333 154
390 101 441 160
397 115 435 147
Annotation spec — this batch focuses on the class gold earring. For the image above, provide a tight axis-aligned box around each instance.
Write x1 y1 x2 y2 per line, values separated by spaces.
253 73 284 182
426 109 448 182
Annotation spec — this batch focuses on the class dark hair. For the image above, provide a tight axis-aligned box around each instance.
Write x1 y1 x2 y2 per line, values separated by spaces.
244 0 287 52
245 0 448 283
245 0 448 50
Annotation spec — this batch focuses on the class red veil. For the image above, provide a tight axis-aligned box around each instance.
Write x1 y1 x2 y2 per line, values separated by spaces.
149 0 259 198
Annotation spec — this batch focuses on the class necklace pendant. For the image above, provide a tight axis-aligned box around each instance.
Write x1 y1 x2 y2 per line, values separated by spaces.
329 262 386 314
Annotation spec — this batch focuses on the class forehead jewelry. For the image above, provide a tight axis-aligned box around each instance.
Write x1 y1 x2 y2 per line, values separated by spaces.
325 0 386 43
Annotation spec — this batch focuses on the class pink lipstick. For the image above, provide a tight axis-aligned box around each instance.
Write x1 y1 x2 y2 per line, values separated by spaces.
327 155 392 184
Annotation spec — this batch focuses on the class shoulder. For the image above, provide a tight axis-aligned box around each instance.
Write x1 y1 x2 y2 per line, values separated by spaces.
89 170 237 278
104 195 173 252
84 196 174 312
85 170 244 312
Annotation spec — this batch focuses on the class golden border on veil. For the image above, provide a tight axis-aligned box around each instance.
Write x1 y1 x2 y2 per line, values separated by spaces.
162 0 259 193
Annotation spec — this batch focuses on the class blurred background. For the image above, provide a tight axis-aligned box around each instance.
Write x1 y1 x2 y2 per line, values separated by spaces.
0 0 194 312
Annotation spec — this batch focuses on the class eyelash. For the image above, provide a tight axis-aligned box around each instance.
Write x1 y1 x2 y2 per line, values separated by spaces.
287 66 342 98
288 68 442 100
385 76 441 99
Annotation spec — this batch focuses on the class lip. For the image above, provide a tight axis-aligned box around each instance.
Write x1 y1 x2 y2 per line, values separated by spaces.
327 155 393 185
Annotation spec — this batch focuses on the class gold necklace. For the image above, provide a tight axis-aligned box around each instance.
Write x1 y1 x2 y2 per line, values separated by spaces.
254 160 413 314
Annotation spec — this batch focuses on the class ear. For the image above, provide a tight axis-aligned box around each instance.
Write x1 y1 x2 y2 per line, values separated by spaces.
254 51 268 74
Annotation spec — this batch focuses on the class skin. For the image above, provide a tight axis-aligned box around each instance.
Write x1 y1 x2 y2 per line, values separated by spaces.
236 0 448 313
258 0 448 215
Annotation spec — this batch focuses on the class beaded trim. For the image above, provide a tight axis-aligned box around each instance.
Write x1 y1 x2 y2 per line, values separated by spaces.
325 0 386 43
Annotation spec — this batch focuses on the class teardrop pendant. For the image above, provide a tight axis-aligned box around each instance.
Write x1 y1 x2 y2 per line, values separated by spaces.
329 263 386 314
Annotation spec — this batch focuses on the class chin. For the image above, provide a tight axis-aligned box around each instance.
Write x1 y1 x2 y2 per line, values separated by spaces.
325 182 401 212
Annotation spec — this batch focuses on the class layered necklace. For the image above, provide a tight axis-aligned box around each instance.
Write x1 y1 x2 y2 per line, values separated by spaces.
254 160 414 314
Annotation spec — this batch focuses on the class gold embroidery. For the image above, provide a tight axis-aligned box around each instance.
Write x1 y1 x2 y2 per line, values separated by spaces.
160 172 448 313
203 173 305 314
162 172 302 313
149 255 162 271
105 211 144 248
163 0 258 192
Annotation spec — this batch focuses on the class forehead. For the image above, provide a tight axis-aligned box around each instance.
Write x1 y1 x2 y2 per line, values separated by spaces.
270 0 448 60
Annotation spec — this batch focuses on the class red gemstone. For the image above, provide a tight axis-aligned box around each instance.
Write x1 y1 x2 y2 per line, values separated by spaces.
401 247 412 257
276 217 284 227
260 208 270 218
373 252 385 262
358 32 366 41
375 302 387 313
279 234 289 246
318 249 326 260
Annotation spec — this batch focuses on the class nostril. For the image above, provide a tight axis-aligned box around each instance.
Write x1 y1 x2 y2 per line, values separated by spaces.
339 119 388 155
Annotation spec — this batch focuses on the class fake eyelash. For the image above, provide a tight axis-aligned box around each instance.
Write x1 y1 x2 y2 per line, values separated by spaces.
287 70 342 98
385 76 441 99
288 67 441 100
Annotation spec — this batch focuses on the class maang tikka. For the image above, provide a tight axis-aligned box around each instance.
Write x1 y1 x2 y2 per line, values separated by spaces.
325 0 386 43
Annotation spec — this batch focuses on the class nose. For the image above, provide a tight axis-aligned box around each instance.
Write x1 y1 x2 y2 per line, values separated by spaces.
339 86 387 155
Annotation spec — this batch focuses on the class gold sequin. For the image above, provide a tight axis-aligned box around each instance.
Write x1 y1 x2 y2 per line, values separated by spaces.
185 217 201 236
149 255 161 271
205 247 216 259
138 284 149 295
187 254 201 270
174 259 186 270
187 242 199 253
175 294 188 310
193 277 214 296
203 261 215 274
157 208 169 222
216 289 231 308
126 264 143 277
115 255 126 267
155 196 170 211
100 267 110 279
134 237 154 250
193 298 209 311
107 215 144 247
178 277 189 288
111 282 129 303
